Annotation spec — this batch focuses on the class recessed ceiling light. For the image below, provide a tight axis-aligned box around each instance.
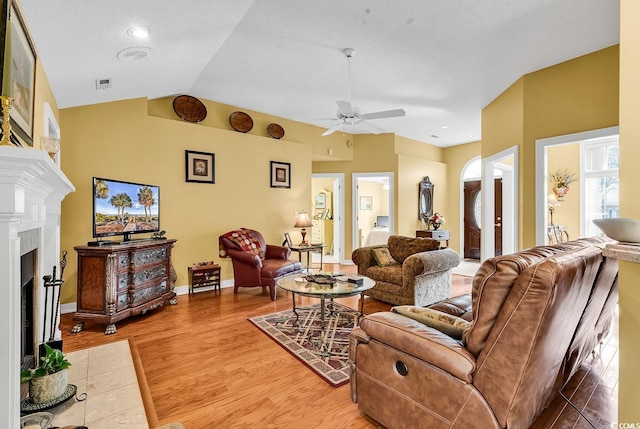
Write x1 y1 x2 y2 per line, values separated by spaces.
440 125 448 129
117 46 154 61
127 26 150 39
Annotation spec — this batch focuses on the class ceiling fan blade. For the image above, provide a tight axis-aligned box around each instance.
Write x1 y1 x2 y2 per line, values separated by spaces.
357 120 385 135
336 100 353 116
362 108 406 120
321 123 344 136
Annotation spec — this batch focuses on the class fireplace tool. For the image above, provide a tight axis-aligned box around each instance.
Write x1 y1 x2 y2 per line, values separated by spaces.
41 251 67 354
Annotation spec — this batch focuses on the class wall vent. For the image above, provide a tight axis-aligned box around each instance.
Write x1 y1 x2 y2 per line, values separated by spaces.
95 78 112 90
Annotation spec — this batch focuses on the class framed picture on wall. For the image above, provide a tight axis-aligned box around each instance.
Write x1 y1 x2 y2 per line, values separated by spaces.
185 150 215 184
360 196 373 210
270 161 291 188
0 2 36 146
315 192 326 209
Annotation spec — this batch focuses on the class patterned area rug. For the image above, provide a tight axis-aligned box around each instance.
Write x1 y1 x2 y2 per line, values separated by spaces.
249 303 360 387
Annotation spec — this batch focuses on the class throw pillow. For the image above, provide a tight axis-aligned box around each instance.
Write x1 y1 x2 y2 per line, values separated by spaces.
371 247 397 266
219 228 265 260
387 235 440 264
391 305 471 339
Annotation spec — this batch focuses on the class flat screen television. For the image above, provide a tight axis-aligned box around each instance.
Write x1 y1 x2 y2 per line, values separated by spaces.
92 177 160 242
376 215 390 228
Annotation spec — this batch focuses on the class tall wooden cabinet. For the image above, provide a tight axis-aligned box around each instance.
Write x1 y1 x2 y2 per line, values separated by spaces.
72 239 177 334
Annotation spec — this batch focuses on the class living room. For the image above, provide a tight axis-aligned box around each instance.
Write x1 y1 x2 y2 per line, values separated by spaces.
2 1 640 428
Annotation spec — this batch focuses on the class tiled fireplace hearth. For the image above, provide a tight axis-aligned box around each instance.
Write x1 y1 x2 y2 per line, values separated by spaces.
0 146 74 428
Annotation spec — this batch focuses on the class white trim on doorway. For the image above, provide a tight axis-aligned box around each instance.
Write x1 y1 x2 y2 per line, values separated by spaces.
534 126 619 246
481 146 518 260
352 172 395 254
312 173 345 263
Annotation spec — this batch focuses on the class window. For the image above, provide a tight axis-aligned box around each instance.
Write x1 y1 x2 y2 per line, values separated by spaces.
582 137 619 237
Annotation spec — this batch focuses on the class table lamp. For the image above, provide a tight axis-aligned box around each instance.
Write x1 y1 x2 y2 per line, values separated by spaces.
547 194 560 225
294 211 313 246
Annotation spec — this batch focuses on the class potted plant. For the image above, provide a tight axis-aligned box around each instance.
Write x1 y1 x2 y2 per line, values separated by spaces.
549 169 576 201
21 344 71 404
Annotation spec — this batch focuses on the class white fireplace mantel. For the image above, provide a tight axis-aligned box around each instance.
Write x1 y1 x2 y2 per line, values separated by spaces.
0 146 74 427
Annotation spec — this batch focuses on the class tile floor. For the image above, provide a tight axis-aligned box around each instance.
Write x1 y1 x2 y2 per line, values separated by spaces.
49 340 149 428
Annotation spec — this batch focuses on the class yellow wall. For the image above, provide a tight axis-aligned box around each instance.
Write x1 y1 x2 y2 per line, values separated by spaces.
32 61 58 150
312 133 397 256
619 0 640 420
546 143 580 239
59 97 313 303
483 46 619 249
443 141 482 253
148 97 354 162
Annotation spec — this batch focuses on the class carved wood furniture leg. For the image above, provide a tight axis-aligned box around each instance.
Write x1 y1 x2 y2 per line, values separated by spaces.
105 323 117 335
71 322 84 333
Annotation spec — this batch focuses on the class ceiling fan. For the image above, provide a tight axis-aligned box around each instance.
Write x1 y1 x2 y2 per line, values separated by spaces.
321 48 406 137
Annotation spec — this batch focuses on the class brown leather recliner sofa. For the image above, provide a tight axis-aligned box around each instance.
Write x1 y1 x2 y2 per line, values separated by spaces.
219 228 302 300
349 237 618 429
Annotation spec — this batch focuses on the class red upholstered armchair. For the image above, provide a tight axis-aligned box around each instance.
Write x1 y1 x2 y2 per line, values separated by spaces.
219 228 302 300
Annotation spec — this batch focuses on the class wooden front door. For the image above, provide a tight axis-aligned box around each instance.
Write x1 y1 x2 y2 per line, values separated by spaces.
464 180 481 259
463 179 503 259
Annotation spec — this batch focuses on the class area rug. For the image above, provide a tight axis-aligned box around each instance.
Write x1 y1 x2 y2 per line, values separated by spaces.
249 303 360 387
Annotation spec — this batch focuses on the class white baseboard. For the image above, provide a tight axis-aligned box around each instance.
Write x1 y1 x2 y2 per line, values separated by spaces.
61 280 235 314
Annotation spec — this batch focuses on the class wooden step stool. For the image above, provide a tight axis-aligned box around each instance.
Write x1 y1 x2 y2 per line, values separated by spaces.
188 261 221 294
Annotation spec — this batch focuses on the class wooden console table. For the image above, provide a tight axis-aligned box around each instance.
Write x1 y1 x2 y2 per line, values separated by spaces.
73 239 177 334
416 229 450 247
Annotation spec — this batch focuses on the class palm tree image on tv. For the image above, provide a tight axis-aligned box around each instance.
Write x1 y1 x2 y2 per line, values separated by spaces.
94 179 160 236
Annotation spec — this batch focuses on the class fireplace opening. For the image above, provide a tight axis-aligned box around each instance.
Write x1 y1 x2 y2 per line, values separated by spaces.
21 250 36 371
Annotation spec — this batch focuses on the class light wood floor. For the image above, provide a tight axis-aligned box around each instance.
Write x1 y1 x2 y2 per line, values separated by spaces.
59 266 617 428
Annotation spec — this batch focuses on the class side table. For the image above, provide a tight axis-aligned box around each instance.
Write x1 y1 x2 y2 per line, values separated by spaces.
416 229 450 247
188 261 221 294
289 244 325 272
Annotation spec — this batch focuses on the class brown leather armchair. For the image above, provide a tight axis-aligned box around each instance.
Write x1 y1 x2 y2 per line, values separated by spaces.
219 228 302 300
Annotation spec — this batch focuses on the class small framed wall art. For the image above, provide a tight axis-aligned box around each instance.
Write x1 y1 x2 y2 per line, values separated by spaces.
185 150 215 184
360 196 373 210
270 161 291 188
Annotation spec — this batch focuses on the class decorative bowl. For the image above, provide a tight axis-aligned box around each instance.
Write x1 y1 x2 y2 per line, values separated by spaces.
592 217 640 243
20 411 53 428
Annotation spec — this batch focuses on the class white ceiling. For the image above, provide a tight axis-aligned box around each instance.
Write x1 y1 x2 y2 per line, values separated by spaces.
19 0 619 147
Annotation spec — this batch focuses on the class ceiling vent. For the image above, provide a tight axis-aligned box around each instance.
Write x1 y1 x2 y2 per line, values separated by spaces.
117 46 154 61
95 78 112 90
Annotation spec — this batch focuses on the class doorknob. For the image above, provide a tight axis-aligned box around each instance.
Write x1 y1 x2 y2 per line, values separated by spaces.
494 223 502 227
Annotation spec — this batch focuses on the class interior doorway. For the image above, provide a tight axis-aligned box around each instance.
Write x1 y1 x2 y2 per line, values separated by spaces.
534 126 619 245
352 172 394 252
463 178 503 259
481 146 518 260
311 173 344 263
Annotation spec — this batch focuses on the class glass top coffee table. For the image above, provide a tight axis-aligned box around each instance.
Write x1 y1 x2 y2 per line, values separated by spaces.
276 272 375 324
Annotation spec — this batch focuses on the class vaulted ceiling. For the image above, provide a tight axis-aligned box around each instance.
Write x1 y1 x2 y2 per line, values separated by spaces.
20 0 619 147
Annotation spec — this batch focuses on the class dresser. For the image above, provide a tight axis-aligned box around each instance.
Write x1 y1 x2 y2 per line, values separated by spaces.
311 219 333 254
72 239 176 334
416 229 450 247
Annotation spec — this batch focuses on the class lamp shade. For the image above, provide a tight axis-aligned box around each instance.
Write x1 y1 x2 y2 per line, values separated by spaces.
547 194 560 207
293 211 313 228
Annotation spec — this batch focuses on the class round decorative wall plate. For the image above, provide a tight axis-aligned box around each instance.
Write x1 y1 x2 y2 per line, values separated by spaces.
229 111 253 133
267 123 285 139
173 95 207 123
